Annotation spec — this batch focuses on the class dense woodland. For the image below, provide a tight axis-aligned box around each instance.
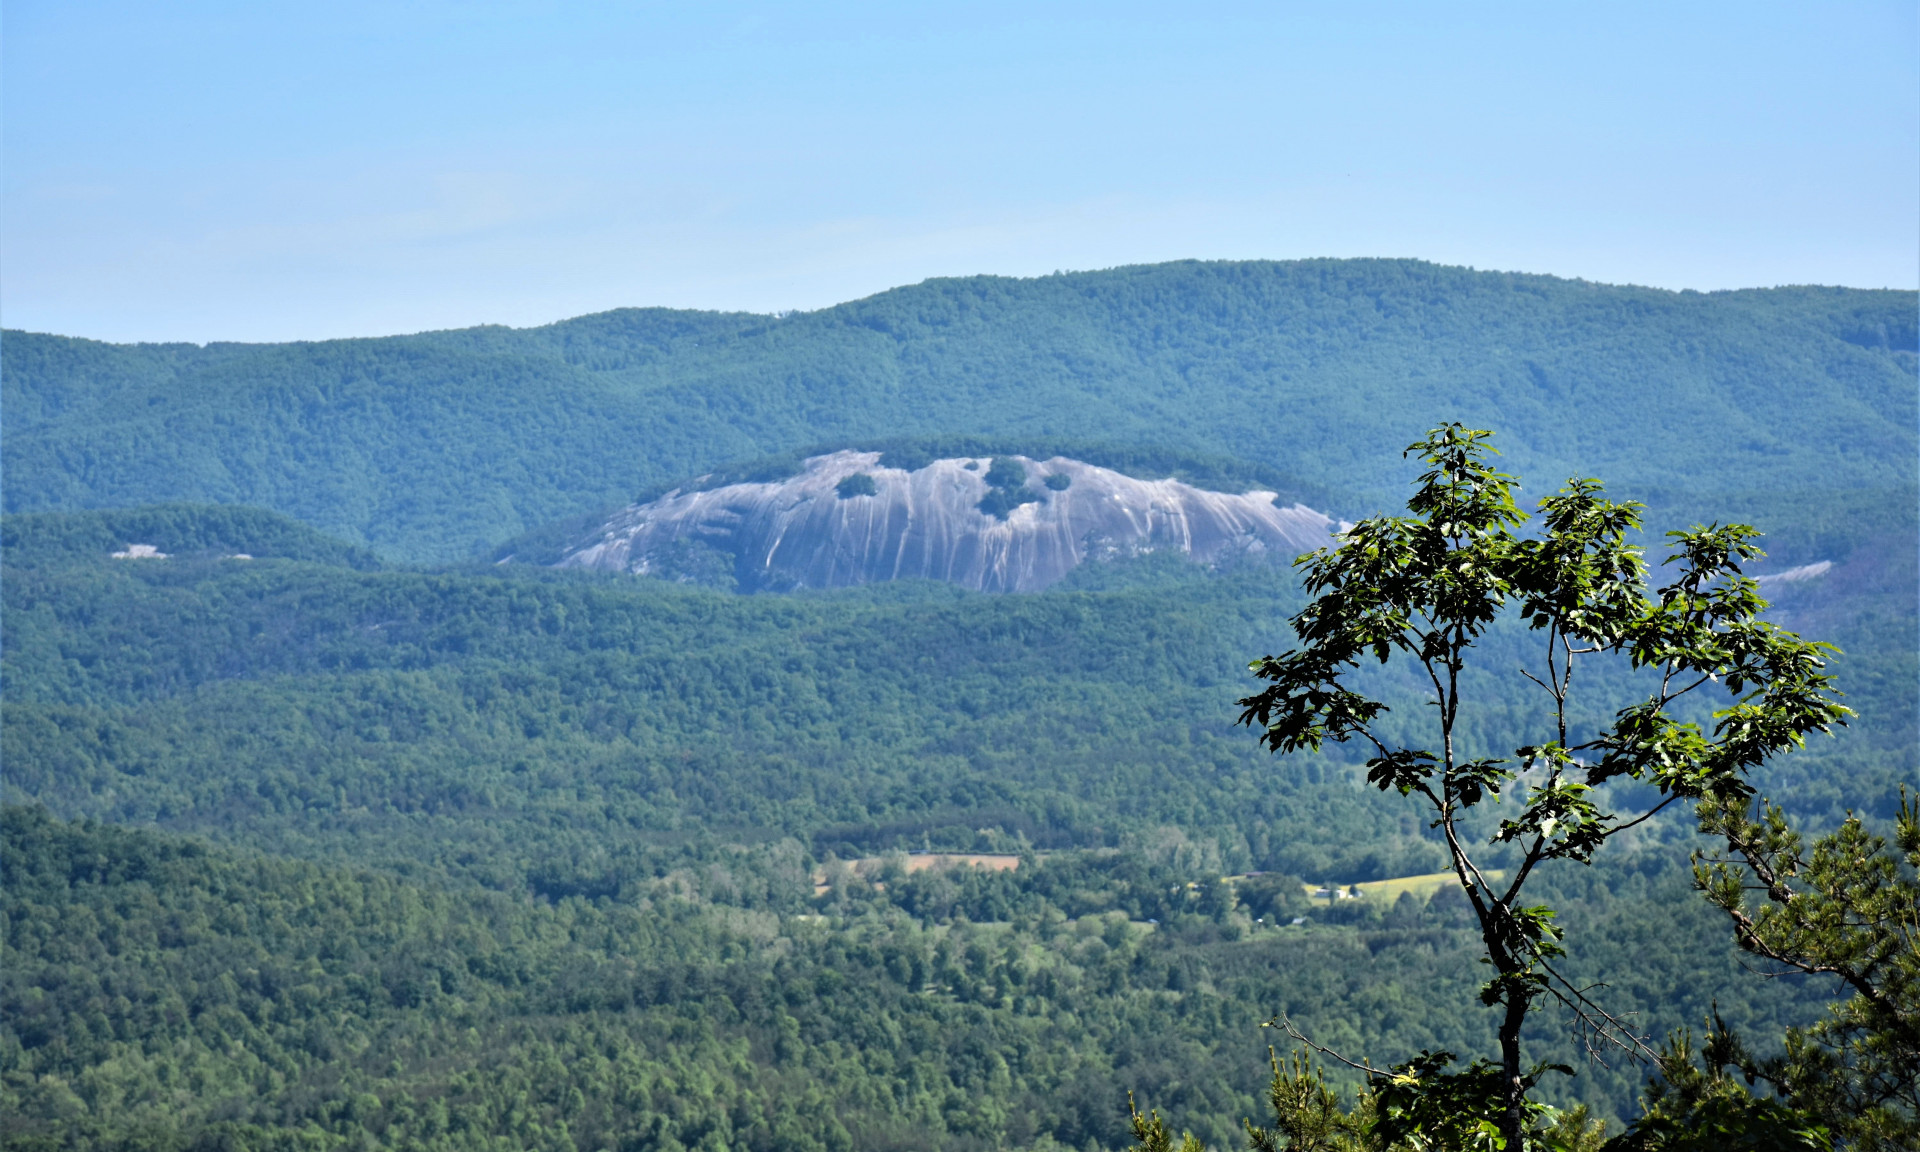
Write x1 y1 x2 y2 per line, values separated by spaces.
2 261 1915 1148
3 496 1912 1148
0 804 1848 1152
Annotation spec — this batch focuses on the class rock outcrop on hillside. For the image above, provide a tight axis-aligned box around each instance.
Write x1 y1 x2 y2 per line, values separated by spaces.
555 451 1340 592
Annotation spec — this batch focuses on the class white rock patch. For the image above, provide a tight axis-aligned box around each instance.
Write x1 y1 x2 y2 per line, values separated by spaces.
559 451 1340 593
1755 560 1833 586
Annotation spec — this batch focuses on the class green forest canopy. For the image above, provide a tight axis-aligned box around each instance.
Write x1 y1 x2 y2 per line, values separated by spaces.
6 504 1910 886
0 793 1847 1150
2 486 1910 1148
3 501 1909 1140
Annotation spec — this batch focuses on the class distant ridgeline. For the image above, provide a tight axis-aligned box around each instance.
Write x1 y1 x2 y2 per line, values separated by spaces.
505 448 1342 593
4 259 1913 562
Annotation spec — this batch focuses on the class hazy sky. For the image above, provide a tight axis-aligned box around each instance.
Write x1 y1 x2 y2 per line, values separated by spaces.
5 1 1916 343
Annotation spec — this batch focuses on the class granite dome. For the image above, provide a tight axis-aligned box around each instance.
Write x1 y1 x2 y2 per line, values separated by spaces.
556 451 1340 593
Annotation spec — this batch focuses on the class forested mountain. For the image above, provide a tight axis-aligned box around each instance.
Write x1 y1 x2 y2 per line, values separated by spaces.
5 260 1913 561
3 262 1914 1148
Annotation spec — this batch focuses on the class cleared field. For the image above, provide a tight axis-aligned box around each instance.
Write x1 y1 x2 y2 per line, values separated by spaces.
815 856 1493 905
1308 869 1507 904
901 853 1022 873
813 852 1022 894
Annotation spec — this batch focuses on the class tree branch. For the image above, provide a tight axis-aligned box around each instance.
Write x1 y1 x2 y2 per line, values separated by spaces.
1265 1015 1384 1081
1540 961 1659 1065
1601 792 1682 838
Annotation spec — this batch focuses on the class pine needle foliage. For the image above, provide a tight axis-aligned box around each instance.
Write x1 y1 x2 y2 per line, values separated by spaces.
1673 788 1919 1149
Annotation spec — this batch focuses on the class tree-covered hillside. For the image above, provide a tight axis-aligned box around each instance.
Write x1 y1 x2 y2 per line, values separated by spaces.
5 260 1912 561
0 507 1417 887
5 504 1908 897
0 805 1843 1151
2 474 1909 1147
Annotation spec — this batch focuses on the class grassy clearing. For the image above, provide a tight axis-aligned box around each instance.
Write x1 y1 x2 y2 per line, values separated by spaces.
813 852 1023 894
1310 869 1507 905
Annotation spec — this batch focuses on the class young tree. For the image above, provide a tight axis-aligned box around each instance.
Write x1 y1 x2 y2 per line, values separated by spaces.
1606 1010 1834 1151
1233 425 1850 1149
1129 1046 1611 1152
1652 788 1919 1150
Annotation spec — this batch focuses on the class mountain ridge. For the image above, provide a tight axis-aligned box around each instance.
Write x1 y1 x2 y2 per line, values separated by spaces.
5 258 1912 562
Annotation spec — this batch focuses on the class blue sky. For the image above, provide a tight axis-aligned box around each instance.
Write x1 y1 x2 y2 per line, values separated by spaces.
4 1 1915 343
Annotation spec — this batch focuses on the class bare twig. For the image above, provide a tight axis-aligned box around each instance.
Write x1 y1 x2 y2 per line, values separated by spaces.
1540 961 1659 1065
1601 793 1682 837
1264 1015 1384 1081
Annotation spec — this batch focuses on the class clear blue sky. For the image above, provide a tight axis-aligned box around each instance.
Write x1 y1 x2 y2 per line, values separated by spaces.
4 1 1915 343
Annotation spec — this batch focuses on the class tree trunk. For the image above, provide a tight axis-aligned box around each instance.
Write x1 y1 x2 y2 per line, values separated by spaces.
1499 995 1528 1151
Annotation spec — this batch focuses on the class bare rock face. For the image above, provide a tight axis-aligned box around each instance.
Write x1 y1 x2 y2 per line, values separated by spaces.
557 451 1341 592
